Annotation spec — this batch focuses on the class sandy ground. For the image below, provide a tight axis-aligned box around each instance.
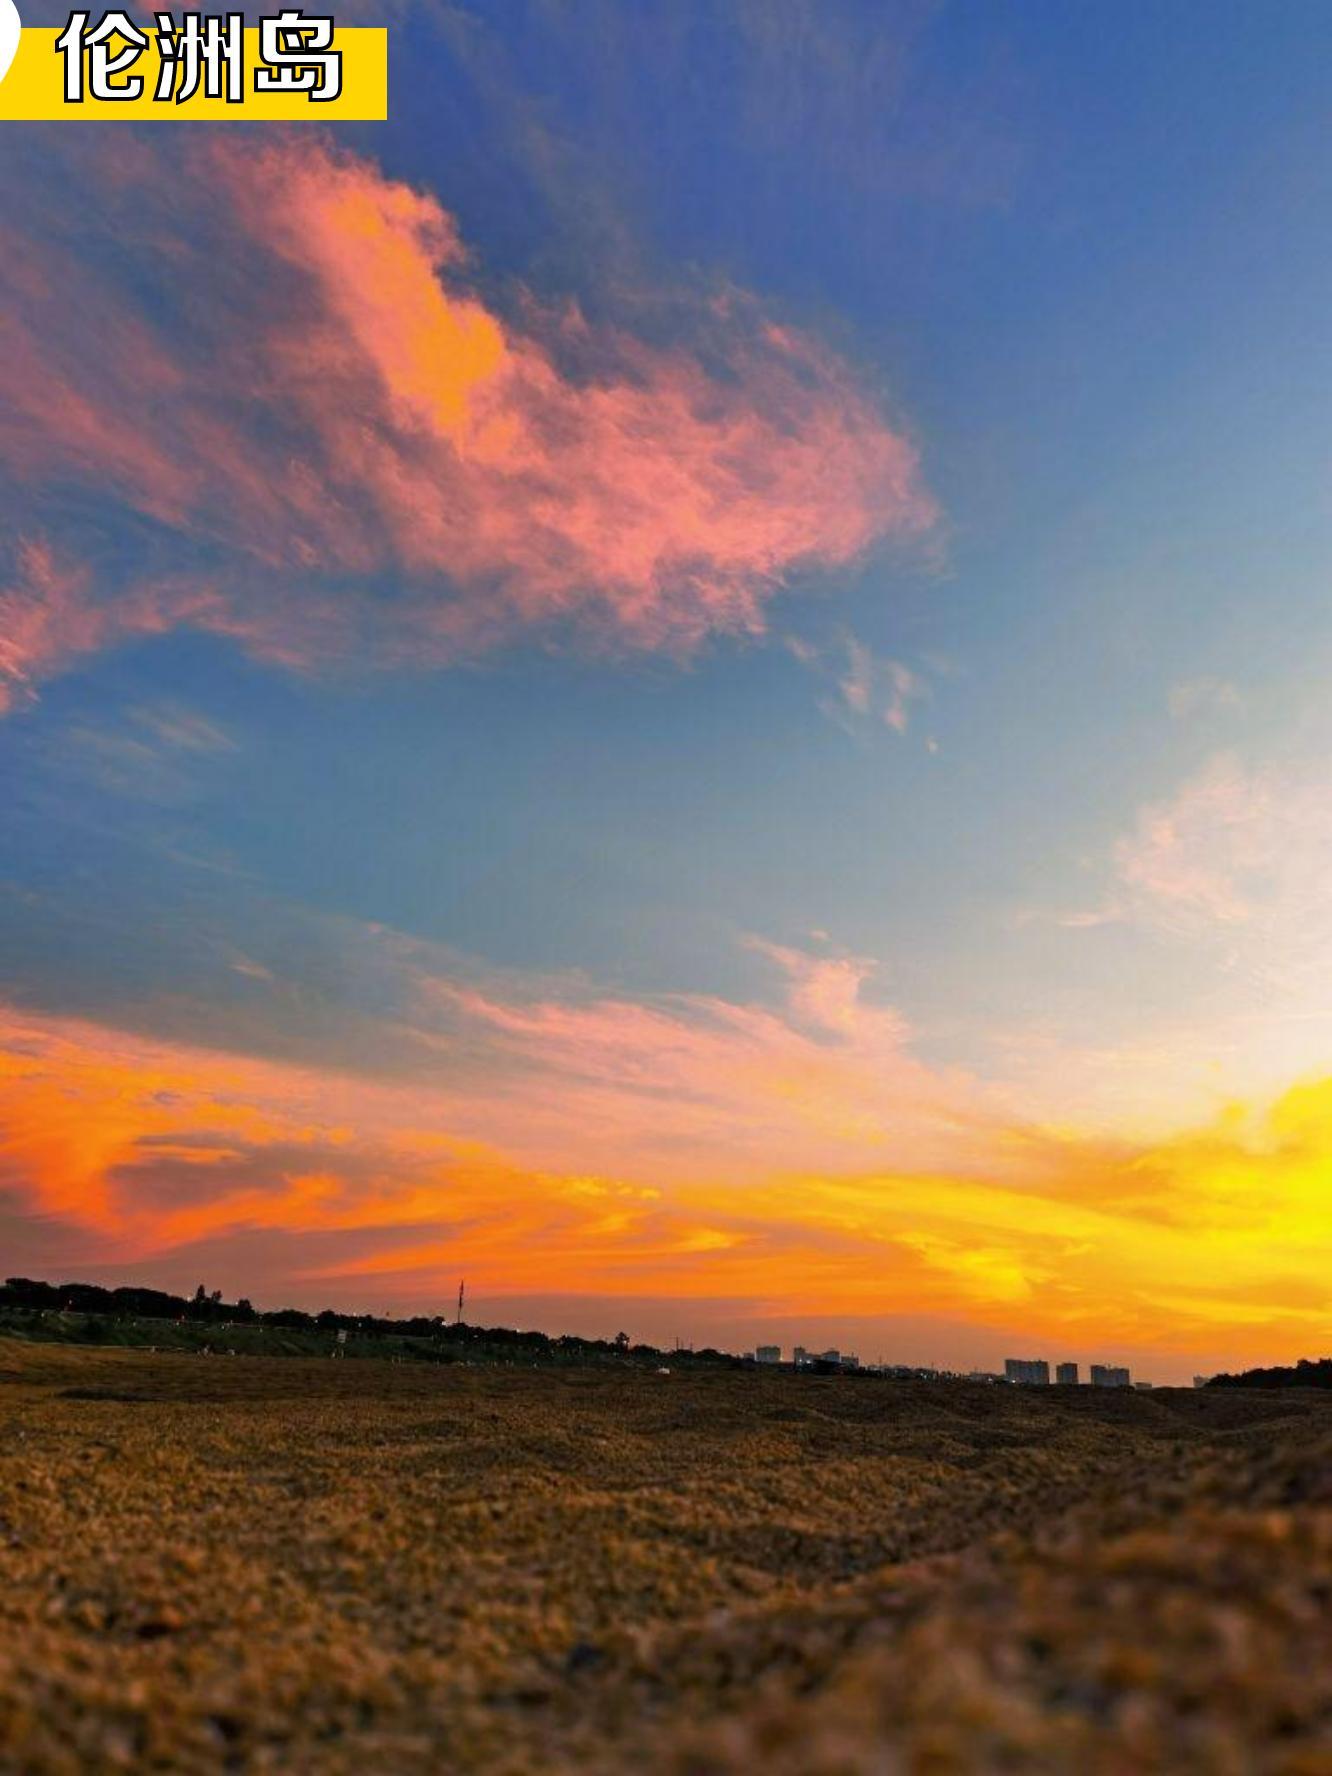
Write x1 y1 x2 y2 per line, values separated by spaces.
1 1339 1331 1773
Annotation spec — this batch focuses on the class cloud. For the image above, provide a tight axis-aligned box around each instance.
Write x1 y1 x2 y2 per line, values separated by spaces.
0 541 203 718
1035 749 1332 1124
0 534 309 716
1168 677 1244 722
744 937 885 1035
1055 752 1308 938
126 702 235 755
413 932 976 1183
9 959 1332 1371
39 697 239 805
0 931 984 1309
837 638 921 732
789 630 925 733
0 137 934 707
1113 754 1275 927
0 999 674 1291
1 890 1331 1373
1111 752 1332 940
0 540 94 716
1112 754 1332 1069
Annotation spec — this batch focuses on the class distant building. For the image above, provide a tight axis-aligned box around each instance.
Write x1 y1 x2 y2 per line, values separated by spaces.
1090 1364 1131 1388
798 1348 854 1375
1133 1380 1153 1391
789 1347 865 1374
1055 1362 1079 1386
966 1371 1002 1384
1193 1375 1212 1389
755 1344 781 1364
1004 1357 1051 1386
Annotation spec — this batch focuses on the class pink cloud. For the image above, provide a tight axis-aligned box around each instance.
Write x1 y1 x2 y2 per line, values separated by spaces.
0 538 325 714
419 936 977 1184
1114 755 1282 927
0 541 100 715
0 138 935 705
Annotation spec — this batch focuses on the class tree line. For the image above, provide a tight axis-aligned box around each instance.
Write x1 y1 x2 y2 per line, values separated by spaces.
1208 1356 1332 1389
0 1276 739 1368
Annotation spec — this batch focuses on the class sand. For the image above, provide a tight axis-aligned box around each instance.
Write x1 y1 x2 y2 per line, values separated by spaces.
2 1338 1330 1772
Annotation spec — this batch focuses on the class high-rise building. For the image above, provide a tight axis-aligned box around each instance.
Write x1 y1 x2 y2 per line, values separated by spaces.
1004 1357 1051 1385
755 1344 781 1364
1055 1362 1079 1386
1090 1363 1131 1388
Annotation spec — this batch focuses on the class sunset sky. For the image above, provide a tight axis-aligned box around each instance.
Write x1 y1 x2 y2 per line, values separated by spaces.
5 2 1332 1381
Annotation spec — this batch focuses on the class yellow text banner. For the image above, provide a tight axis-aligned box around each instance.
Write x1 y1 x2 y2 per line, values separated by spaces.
0 25 387 120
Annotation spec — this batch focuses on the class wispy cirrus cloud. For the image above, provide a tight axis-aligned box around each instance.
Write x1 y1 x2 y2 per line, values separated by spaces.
0 535 313 717
788 630 925 734
1055 753 1316 937
1037 748 1332 1121
0 541 93 716
1114 753 1277 928
0 541 217 719
1111 752 1332 944
0 136 934 708
405 931 978 1184
47 699 237 805
1168 676 1244 722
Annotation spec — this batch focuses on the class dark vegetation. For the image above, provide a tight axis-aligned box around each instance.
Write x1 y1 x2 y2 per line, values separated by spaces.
1209 1354 1332 1388
0 1276 737 1369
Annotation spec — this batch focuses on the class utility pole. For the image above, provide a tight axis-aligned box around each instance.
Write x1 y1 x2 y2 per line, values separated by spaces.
456 1278 465 1327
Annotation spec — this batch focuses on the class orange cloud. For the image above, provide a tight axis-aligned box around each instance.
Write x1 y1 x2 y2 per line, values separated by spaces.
6 936 1332 1375
0 1001 671 1292
0 137 934 704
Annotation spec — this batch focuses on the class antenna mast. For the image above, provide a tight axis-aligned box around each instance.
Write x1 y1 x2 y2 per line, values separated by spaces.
456 1278 465 1326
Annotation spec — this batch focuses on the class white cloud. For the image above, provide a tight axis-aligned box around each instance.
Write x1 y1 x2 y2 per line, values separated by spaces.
1167 676 1243 722
789 630 925 735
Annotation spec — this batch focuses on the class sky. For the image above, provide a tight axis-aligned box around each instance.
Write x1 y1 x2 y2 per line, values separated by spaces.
5 1 1332 1382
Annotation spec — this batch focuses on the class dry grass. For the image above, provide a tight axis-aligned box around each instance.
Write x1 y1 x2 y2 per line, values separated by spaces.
2 1339 1330 1772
